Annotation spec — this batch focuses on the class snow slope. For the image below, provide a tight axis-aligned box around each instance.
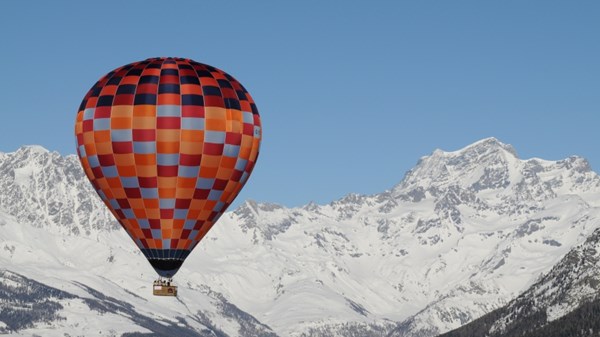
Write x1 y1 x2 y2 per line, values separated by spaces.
438 226 600 337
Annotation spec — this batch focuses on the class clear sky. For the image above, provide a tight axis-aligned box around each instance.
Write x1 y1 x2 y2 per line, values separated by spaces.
0 1 598 207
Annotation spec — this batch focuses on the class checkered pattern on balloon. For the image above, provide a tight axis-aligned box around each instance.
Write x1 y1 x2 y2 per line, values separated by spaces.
75 57 261 277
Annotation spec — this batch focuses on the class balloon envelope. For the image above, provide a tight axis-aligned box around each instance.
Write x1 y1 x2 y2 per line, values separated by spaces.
74 57 261 277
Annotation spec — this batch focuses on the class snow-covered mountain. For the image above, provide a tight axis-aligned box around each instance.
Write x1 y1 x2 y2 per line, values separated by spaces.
1 138 600 337
0 146 278 337
439 226 600 337
490 226 600 334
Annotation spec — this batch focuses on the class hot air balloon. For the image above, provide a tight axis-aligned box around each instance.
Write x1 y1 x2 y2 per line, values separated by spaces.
74 57 261 295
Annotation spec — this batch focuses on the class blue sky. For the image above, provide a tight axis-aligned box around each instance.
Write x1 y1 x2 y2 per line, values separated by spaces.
0 1 598 207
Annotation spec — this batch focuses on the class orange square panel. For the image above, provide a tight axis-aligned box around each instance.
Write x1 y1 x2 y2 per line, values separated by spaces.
135 154 156 165
157 141 180 154
111 117 132 129
133 105 156 117
117 165 137 177
111 105 133 117
201 155 221 167
94 130 111 143
134 123 155 135
205 107 226 120
157 129 180 142
198 167 218 178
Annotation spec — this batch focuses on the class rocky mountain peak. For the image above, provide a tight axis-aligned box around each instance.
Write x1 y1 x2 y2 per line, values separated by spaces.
459 137 518 157
17 144 51 155
0 145 116 235
392 138 600 207
233 200 285 218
